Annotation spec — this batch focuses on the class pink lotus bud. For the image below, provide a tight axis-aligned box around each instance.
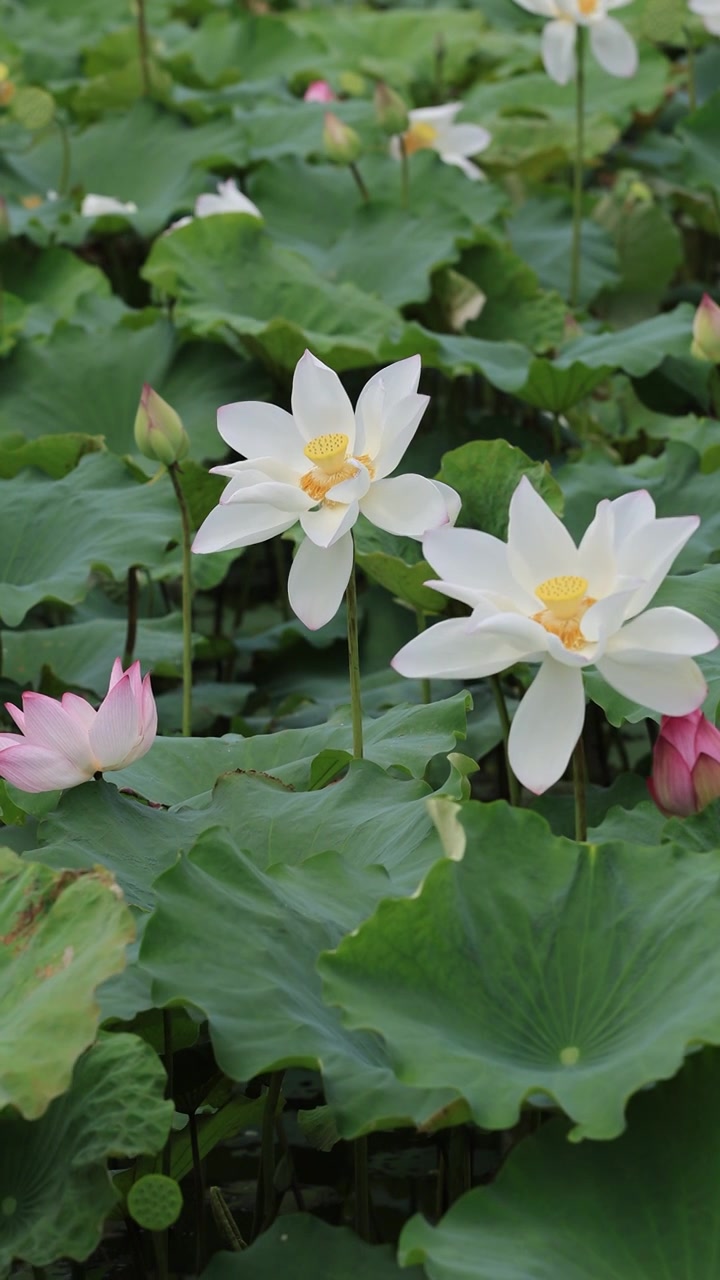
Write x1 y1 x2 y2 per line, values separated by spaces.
691 294 720 363
322 112 362 165
134 383 189 467
648 709 720 817
0 660 157 793
304 80 336 103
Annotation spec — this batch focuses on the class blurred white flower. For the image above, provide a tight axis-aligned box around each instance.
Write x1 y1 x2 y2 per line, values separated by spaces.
391 102 491 181
193 351 460 630
166 179 261 234
513 0 638 84
689 0 720 34
81 194 138 217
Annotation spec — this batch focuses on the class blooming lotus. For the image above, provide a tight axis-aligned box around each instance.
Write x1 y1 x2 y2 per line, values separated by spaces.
193 351 460 630
0 660 157 793
81 194 138 217
392 478 717 794
391 103 491 181
166 179 261 233
649 709 720 816
512 0 638 84
689 0 720 33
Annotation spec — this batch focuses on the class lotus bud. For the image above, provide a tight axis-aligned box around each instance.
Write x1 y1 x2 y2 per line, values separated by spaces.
304 80 336 103
648 709 720 817
134 384 189 467
691 294 720 364
338 71 366 97
323 112 362 166
374 82 409 137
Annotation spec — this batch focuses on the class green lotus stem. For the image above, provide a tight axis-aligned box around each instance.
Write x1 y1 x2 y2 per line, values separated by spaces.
400 135 410 208
349 162 370 203
123 565 139 668
136 0 152 97
569 25 586 309
415 609 431 704
189 1108 206 1273
55 117 71 197
490 674 521 807
253 1070 284 1236
685 26 697 112
346 558 364 758
168 463 193 737
573 736 587 842
209 1186 246 1250
354 1135 371 1240
162 1010 174 1179
446 1125 471 1206
152 1231 168 1280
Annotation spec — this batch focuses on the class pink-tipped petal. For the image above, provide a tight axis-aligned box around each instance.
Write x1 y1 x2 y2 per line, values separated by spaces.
0 744 91 793
648 738 697 816
60 692 97 731
21 693 96 772
108 657 125 691
5 701 25 731
88 672 143 770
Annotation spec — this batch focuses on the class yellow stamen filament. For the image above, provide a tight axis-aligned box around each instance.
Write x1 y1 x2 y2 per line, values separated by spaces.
299 432 374 505
533 575 596 651
578 0 598 14
402 122 438 156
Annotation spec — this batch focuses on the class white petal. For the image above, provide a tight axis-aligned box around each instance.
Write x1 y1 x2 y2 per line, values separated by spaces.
359 474 449 539
370 394 430 479
216 402 306 469
326 461 372 505
512 0 559 13
355 356 422 460
407 103 461 129
590 17 637 77
576 499 617 599
301 501 358 548
615 516 700 617
508 659 586 795
195 181 261 219
222 480 313 512
192 502 297 553
610 490 656 550
392 618 493 680
438 154 485 181
0 745 90 793
581 587 638 645
288 532 353 630
433 480 462 526
542 19 577 85
422 526 536 612
606 608 718 657
507 476 580 597
291 351 355 448
596 653 707 716
442 124 492 158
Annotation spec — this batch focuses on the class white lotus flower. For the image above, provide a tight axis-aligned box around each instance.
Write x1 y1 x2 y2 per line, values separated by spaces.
513 0 638 84
391 103 492 181
166 180 261 234
193 352 460 630
689 0 720 34
81 194 138 217
392 478 717 795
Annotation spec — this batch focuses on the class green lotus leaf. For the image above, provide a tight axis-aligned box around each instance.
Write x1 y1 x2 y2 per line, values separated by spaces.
509 197 620 307
436 439 563 538
0 451 179 626
0 1032 172 1271
319 800 720 1141
0 246 111 338
140 832 456 1137
0 849 134 1119
399 1048 720 1279
201 1214 421 1279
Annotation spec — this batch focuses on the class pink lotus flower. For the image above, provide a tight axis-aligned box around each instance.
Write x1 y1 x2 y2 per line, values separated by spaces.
0 659 157 793
304 80 336 103
648 709 720 816
691 294 720 363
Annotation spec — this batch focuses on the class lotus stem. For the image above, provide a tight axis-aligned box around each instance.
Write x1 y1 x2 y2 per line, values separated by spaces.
570 25 586 309
123 565 139 668
136 0 152 97
490 674 521 807
349 162 370 204
168 463 193 737
346 557 364 758
685 26 697 112
400 135 410 208
253 1070 284 1237
573 735 587 842
354 1135 371 1240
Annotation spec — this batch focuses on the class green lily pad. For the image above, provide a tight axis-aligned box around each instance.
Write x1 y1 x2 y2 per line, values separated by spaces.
0 849 134 1119
201 1214 421 1279
509 198 620 307
0 1032 172 1271
436 439 563 538
0 245 111 338
141 832 456 1137
399 1048 720 1279
320 800 720 1141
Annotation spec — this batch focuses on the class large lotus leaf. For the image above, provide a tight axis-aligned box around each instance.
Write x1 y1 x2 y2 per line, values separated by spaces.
399 1048 720 1280
160 343 273 463
110 693 471 803
0 433 104 480
319 800 720 1141
0 451 179 626
142 216 402 371
34 757 468 908
596 199 683 325
2 613 186 699
463 241 566 351
0 313 175 452
436 440 563 538
141 832 456 1137
201 1215 420 1279
0 849 134 1119
678 91 720 194
517 307 696 413
381 323 532 394
0 1032 172 1271
167 11 328 86
2 102 249 237
0 245 111 338
509 198 620 307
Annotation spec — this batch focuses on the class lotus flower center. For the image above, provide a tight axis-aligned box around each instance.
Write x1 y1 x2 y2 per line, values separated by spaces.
299 432 374 505
533 576 596 650
403 122 438 156
578 0 599 14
